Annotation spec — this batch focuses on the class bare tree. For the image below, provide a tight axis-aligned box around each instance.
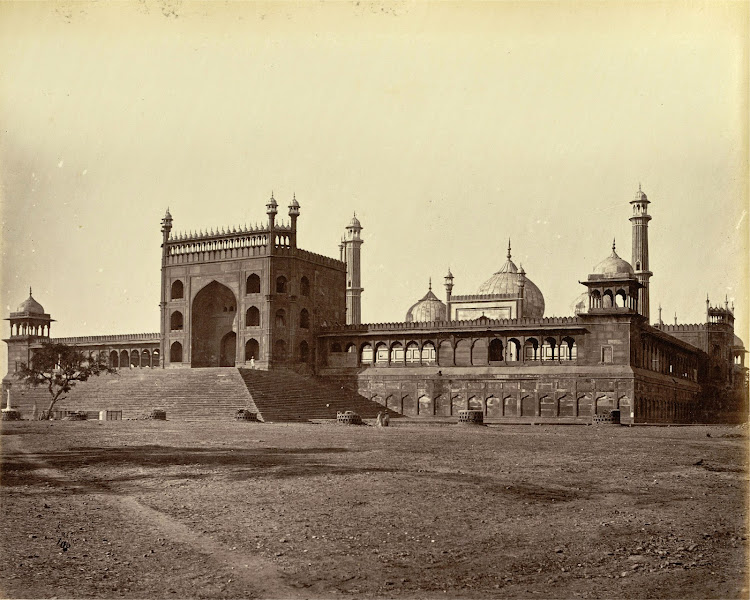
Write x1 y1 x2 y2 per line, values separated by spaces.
15 342 116 419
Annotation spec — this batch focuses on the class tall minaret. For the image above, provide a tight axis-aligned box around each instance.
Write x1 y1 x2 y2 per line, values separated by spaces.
266 192 278 255
630 184 652 320
159 208 173 367
343 213 363 324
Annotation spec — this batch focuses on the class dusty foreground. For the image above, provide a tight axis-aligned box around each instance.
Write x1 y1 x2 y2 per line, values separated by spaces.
1 421 747 599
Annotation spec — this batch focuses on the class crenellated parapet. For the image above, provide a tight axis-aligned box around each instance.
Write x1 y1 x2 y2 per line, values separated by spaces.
168 220 292 243
275 247 346 270
52 333 160 345
320 316 583 334
655 323 706 333
450 293 522 302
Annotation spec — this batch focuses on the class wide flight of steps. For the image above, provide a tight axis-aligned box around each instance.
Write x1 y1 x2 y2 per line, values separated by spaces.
237 368 398 422
7 368 258 422
6 367 397 423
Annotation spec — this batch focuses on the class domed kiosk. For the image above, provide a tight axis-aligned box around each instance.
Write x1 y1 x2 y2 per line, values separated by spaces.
6 288 53 338
580 241 642 313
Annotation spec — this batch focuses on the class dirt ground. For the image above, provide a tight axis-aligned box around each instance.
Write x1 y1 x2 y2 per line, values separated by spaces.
1 420 747 599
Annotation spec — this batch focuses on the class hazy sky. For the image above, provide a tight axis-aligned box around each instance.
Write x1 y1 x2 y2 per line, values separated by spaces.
1 1 748 377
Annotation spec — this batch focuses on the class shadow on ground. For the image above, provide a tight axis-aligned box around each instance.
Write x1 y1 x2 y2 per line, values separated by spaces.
1 445 402 492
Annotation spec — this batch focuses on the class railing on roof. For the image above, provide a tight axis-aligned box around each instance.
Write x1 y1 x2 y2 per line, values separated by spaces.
320 316 583 334
51 333 160 345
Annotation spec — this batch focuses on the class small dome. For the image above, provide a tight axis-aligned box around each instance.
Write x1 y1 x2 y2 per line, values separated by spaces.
289 194 300 208
406 282 447 322
593 242 634 277
17 289 44 314
633 184 648 203
348 213 362 229
733 335 745 350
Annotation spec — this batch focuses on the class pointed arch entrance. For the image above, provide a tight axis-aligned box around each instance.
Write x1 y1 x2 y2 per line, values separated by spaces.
191 281 237 367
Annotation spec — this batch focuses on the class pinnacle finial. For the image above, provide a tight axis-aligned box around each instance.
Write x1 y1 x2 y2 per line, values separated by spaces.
29 286 32 297
612 238 616 253
507 238 511 260
428 277 432 292
638 182 642 193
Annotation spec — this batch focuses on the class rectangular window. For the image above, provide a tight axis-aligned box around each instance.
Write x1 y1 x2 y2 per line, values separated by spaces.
601 346 613 364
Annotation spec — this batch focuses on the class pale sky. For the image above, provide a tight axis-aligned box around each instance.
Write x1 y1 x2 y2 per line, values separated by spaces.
1 1 748 377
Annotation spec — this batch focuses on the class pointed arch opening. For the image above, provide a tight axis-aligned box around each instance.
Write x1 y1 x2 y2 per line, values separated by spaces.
191 280 237 368
300 276 310 296
171 280 183 300
246 306 260 327
170 311 184 331
245 338 260 361
246 273 261 294
489 338 504 361
361 343 374 365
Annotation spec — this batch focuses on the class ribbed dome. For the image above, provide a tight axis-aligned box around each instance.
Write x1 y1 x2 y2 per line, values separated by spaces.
348 213 362 229
593 242 634 277
406 282 447 322
17 289 44 314
476 244 545 318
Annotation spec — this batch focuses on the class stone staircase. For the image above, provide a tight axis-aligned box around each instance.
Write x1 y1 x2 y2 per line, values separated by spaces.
5 367 397 423
237 368 398 422
6 368 257 421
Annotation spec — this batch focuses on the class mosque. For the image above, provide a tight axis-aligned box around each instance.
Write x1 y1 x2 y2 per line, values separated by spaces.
3 187 748 423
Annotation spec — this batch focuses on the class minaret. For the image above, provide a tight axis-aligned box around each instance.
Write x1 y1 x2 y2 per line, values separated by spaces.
288 193 300 249
266 192 278 255
444 268 454 320
159 208 173 367
517 264 526 319
630 184 652 320
343 213 363 324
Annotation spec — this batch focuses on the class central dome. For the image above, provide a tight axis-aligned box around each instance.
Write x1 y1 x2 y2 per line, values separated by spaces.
476 243 545 317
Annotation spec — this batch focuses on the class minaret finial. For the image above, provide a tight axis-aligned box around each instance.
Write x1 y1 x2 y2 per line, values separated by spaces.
638 182 642 193
29 286 32 297
428 277 432 292
507 238 511 260
612 238 616 253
